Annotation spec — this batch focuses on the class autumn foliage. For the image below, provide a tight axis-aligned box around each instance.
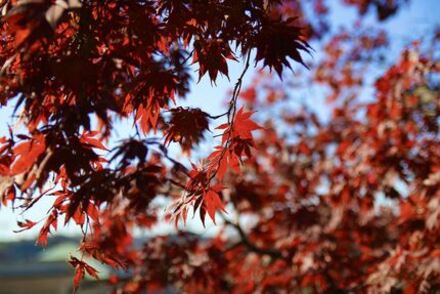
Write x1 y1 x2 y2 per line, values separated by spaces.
0 0 439 293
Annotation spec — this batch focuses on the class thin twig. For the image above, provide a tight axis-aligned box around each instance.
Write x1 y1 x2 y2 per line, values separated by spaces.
207 51 252 182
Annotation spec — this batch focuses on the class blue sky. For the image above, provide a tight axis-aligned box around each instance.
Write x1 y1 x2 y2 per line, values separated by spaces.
0 0 439 240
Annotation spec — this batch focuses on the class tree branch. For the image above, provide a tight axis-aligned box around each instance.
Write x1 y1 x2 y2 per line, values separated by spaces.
223 217 282 259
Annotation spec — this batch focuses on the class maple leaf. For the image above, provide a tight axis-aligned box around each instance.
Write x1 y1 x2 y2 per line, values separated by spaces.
207 108 260 181
164 107 209 153
219 107 262 141
13 219 37 233
203 186 226 224
207 146 240 180
193 39 237 82
10 134 46 175
36 211 58 247
69 256 99 293
80 131 108 151
249 17 311 77
72 264 84 293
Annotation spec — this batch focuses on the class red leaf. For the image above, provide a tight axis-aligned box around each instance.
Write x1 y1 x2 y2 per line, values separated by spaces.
216 155 228 180
80 132 108 151
72 207 85 226
204 189 226 224
84 263 99 280
36 211 58 247
14 219 37 233
87 204 99 222
10 134 46 175
69 256 99 293
234 108 262 137
73 265 85 293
